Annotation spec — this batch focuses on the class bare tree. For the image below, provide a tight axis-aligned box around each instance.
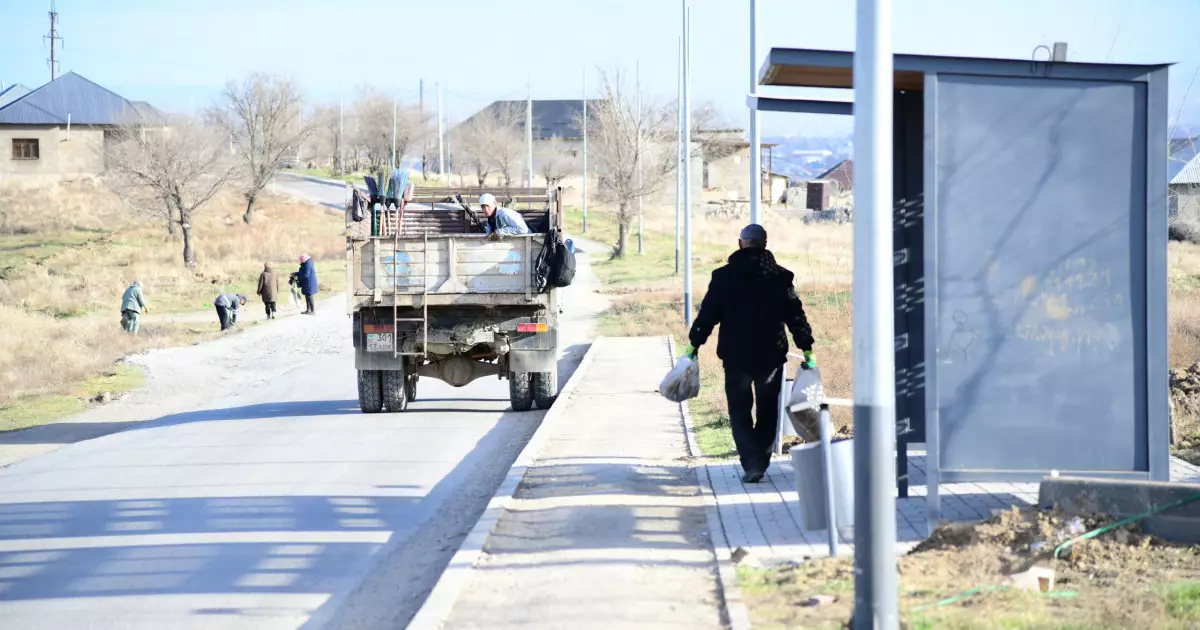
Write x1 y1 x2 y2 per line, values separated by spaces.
454 114 495 186
312 103 347 175
208 73 312 224
538 135 577 186
578 69 677 258
350 86 427 175
486 102 525 186
105 116 235 265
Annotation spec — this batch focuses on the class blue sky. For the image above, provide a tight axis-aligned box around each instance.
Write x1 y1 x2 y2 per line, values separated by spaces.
2 0 1198 136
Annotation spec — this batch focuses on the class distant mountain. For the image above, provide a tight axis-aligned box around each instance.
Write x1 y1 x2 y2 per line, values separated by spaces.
763 135 852 183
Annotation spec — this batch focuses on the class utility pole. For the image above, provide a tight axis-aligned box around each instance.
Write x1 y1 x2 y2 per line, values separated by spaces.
526 80 534 189
438 82 445 178
445 81 453 184
45 1 62 82
419 79 426 178
749 0 762 224
582 68 589 234
391 83 398 173
675 34 682 275
851 0 898 627
338 96 344 176
636 60 644 255
682 0 693 325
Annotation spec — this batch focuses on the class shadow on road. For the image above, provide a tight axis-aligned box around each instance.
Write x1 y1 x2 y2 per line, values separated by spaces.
0 405 540 628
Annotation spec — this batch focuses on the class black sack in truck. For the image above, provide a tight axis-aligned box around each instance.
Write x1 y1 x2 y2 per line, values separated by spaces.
534 227 575 291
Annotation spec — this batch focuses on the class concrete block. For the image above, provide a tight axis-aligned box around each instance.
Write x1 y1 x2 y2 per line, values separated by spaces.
1039 476 1200 544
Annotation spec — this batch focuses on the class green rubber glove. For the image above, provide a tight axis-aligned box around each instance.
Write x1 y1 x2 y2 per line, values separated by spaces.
684 344 698 359
802 350 816 370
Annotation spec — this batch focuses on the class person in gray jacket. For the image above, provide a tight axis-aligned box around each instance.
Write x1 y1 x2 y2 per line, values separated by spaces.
120 280 149 335
214 293 247 331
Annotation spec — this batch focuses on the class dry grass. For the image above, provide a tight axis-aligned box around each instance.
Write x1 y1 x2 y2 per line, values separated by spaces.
740 507 1200 629
0 179 344 419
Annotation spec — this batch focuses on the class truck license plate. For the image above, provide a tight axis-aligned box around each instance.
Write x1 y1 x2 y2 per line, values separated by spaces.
366 332 393 353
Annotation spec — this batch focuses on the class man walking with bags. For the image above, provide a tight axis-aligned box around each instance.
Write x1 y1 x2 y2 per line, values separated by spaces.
686 224 815 483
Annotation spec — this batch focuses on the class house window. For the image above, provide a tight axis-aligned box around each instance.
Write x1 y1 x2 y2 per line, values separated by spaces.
12 139 39 160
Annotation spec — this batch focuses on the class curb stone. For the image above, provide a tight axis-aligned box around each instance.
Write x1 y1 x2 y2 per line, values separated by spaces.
406 337 605 630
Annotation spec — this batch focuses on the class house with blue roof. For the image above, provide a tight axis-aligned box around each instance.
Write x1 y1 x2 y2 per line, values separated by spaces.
0 72 156 182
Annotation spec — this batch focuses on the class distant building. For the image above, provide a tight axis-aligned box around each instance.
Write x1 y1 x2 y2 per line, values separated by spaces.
1170 152 1200 221
0 84 31 109
0 72 157 182
815 159 853 191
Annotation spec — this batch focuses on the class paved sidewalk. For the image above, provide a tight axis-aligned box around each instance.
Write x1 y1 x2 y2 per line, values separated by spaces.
702 441 1200 562
440 337 725 629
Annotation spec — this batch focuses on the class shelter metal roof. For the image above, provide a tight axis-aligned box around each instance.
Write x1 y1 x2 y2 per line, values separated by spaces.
758 48 1172 91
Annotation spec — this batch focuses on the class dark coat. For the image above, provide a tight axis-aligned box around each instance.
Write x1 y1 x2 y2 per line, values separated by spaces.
257 266 279 302
688 247 814 373
298 259 318 295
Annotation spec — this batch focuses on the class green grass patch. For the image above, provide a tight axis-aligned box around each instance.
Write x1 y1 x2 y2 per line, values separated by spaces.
0 363 144 432
1164 581 1200 620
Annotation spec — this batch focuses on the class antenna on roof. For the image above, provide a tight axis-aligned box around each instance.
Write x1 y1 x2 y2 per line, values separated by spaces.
44 0 63 81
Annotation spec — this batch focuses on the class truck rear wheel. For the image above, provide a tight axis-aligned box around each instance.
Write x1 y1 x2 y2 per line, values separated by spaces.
383 369 408 412
405 373 418 402
509 372 534 411
358 370 383 414
533 370 558 409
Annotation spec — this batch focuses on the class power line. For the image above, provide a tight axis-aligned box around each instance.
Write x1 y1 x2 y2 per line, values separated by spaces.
1105 0 1132 62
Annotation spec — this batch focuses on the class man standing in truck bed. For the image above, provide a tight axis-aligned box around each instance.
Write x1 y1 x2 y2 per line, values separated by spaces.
686 224 816 483
478 193 531 237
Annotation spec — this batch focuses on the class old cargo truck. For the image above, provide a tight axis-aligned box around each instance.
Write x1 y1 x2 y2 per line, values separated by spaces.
345 187 562 413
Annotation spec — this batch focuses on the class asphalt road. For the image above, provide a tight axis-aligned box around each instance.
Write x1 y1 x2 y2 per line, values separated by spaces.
272 172 352 211
0 181 606 629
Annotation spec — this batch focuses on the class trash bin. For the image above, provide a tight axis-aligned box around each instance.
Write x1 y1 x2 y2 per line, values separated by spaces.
792 436 855 531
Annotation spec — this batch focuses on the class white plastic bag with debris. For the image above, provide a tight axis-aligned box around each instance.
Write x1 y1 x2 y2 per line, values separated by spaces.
659 355 701 403
786 367 826 441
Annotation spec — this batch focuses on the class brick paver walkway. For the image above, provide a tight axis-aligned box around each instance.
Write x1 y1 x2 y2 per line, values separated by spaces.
701 447 1200 562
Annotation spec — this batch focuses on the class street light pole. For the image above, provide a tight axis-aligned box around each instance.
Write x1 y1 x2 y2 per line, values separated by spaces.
682 0 693 325
437 82 445 178
851 0 898 627
749 0 762 224
582 68 588 234
636 60 643 256
675 34 682 276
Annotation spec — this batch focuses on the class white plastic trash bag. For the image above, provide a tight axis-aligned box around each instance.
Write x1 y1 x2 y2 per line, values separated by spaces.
659 355 701 402
786 367 826 441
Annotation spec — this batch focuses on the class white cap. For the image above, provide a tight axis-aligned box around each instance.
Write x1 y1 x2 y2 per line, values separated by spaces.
479 193 497 207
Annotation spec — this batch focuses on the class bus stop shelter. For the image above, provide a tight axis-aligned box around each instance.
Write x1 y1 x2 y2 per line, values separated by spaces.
750 48 1171 514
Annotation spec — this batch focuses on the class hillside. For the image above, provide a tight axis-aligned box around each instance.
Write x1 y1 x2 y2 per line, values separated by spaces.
0 180 346 428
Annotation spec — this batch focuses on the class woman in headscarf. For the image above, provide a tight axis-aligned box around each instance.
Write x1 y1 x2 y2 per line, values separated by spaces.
297 254 319 314
257 262 280 319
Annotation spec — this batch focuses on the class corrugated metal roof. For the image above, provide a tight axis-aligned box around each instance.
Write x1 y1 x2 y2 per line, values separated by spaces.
1170 137 1200 182
816 159 853 189
0 84 31 109
0 72 142 125
1172 153 1200 186
456 99 604 140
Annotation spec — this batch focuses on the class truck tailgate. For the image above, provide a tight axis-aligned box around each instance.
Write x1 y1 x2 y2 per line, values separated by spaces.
352 234 544 299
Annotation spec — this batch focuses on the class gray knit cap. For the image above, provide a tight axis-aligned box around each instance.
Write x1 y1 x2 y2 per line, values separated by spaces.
739 223 767 245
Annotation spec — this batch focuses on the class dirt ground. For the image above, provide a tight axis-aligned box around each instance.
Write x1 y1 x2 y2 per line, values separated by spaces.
738 507 1200 629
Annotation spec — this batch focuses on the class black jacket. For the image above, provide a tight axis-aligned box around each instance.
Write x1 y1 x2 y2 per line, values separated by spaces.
688 247 814 372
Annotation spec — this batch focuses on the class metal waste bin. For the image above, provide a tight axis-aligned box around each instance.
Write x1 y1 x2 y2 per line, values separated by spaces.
792 435 855 531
